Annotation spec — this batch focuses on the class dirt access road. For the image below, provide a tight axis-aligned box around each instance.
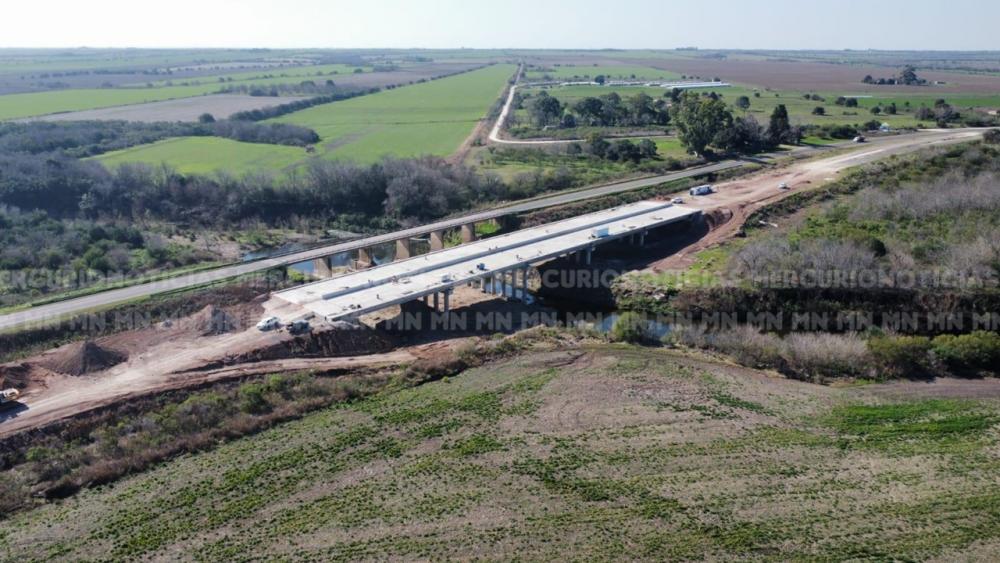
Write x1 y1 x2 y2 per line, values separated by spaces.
649 129 984 270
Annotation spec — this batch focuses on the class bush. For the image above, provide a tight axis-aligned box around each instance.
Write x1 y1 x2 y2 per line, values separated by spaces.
931 331 1000 372
867 335 932 377
983 129 1000 144
782 332 870 381
610 312 651 343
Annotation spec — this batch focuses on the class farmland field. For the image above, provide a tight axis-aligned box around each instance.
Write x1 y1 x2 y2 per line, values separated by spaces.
524 64 681 81
0 83 244 121
5 343 1000 560
519 83 1000 130
97 64 516 172
33 93 308 123
96 137 309 175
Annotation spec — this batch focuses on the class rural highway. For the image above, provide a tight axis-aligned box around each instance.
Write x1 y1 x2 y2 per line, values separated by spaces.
0 129 981 331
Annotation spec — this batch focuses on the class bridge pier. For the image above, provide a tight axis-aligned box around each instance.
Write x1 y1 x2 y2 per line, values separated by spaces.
311 257 334 278
461 223 477 243
430 229 446 251
356 247 373 269
395 238 413 261
522 266 530 300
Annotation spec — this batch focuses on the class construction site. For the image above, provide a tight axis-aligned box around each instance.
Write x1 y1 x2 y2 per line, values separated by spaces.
0 128 983 439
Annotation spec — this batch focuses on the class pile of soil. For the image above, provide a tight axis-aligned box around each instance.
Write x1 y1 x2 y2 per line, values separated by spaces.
191 305 239 336
0 363 32 389
38 341 127 376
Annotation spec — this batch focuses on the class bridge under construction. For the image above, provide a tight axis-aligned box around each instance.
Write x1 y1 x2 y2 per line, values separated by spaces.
275 200 700 322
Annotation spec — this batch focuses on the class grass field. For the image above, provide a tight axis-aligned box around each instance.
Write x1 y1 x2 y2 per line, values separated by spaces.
95 137 309 175
127 63 368 88
271 64 515 161
5 343 1000 560
96 65 516 173
0 84 241 121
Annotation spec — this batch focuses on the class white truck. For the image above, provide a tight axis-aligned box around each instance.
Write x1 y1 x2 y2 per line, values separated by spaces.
689 184 714 196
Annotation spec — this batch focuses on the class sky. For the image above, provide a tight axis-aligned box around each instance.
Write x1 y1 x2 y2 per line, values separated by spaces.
5 0 1000 51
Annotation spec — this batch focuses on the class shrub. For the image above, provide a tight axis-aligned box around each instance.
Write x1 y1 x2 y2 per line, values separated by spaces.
983 129 1000 144
782 332 871 381
867 335 932 377
931 331 1000 372
610 312 651 343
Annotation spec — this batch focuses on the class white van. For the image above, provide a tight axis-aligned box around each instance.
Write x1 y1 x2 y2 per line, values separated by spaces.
256 316 280 331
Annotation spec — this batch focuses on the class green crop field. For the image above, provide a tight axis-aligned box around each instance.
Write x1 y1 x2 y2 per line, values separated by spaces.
95 137 309 175
272 64 515 161
0 84 243 121
96 64 516 173
126 63 369 88
5 343 1000 560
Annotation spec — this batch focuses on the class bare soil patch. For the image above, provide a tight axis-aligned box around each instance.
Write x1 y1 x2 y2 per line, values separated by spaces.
639 57 1000 94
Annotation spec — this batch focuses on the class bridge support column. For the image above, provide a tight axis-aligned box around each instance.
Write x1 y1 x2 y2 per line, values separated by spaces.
638 231 646 247
443 289 450 316
311 257 333 278
461 223 477 243
395 238 412 261
356 247 373 269
433 292 440 311
430 229 446 251
585 247 593 266
522 267 530 301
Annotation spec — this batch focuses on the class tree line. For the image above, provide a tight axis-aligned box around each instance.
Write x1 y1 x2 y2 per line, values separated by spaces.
525 91 671 129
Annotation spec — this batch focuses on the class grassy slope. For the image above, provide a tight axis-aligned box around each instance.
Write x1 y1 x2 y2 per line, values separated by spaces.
5 344 1000 560
95 137 308 175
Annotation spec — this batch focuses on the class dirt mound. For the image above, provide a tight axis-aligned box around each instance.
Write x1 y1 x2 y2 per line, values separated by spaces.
38 341 127 376
705 208 734 230
191 305 239 336
0 363 32 389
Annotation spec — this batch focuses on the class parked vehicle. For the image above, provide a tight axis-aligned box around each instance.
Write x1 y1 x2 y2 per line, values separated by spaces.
287 319 310 334
853 135 866 143
778 182 790 190
689 184 713 196
256 316 280 331
671 197 684 204
1 389 20 404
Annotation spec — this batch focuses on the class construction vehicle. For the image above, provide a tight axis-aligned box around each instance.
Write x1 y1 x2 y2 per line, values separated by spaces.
1 388 20 404
689 184 714 196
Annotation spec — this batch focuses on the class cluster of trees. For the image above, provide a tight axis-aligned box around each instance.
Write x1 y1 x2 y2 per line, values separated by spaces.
208 121 318 146
0 208 207 282
0 119 320 160
0 152 504 227
578 135 659 163
669 92 799 155
527 91 670 128
220 79 341 97
862 65 928 86
229 87 378 121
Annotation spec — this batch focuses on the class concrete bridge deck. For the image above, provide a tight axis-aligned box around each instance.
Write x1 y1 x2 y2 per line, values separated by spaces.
275 201 700 321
